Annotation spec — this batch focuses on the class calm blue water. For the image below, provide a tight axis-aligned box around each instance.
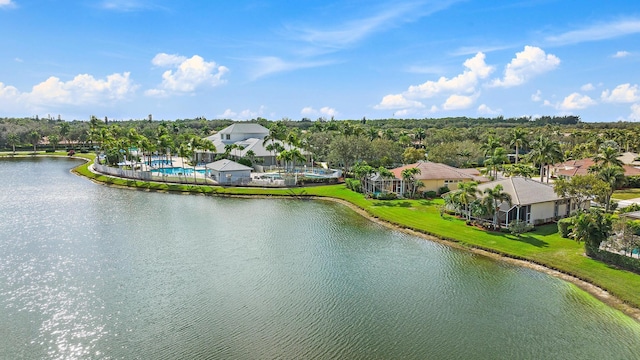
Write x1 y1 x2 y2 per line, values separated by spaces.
151 167 207 175
1 157 640 359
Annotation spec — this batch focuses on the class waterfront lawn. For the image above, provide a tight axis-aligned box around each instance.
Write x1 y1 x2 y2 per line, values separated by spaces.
613 188 640 200
67 157 640 310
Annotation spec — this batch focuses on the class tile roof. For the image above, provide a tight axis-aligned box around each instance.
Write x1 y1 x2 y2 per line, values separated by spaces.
553 158 640 177
477 177 562 206
390 161 489 182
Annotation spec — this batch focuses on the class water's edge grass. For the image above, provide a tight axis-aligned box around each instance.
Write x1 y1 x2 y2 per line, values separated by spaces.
4 152 639 322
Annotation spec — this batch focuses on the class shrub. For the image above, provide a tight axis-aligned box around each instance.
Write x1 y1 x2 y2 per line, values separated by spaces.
557 217 573 238
625 176 640 188
45 149 55 153
237 157 252 167
438 186 451 195
345 178 361 193
67 150 75 156
423 190 437 199
619 203 640 214
374 192 397 200
508 220 534 237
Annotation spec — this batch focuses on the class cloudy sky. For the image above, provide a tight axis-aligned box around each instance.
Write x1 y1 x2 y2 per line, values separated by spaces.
1 0 639 122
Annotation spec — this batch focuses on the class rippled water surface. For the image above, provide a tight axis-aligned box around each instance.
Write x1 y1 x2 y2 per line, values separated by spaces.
1 158 640 359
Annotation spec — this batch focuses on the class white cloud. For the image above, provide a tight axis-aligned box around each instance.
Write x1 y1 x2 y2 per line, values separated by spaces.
146 53 228 96
320 106 337 117
0 0 15 8
151 53 186 67
442 94 476 110
546 19 640 46
531 90 542 102
291 1 457 51
374 94 425 110
613 50 630 58
0 82 19 98
217 106 265 120
491 46 560 88
0 73 137 114
29 72 136 106
630 103 640 121
376 52 492 113
300 106 339 117
406 52 494 98
301 106 316 115
477 104 501 115
249 56 334 80
100 0 165 12
580 83 595 91
601 83 640 103
556 93 596 110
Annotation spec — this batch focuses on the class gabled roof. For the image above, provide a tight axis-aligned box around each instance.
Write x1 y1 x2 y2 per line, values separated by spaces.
390 161 489 182
553 158 640 177
205 159 252 172
218 123 269 135
477 177 562 206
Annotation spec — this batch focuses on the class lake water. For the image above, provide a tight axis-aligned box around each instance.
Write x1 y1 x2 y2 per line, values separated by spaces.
1 157 640 359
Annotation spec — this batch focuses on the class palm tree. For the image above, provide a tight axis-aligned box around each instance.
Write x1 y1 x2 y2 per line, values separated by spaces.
7 133 19 155
485 147 509 179
597 166 626 212
29 130 40 153
509 128 529 164
455 181 479 220
480 135 501 157
177 143 192 183
482 184 512 228
592 146 623 171
353 162 374 194
49 134 60 151
400 167 421 198
378 166 395 195
528 135 563 183
59 122 70 147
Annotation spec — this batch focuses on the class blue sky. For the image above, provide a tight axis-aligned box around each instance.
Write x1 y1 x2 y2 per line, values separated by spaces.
1 0 639 122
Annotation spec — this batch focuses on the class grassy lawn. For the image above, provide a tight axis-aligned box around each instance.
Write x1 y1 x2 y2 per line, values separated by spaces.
5 152 639 312
613 188 640 200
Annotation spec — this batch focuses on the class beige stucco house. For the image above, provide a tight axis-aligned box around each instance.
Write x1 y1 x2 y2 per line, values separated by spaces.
477 177 586 226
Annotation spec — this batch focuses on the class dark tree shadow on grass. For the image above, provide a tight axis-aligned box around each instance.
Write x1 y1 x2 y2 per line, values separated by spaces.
372 201 412 208
482 229 550 248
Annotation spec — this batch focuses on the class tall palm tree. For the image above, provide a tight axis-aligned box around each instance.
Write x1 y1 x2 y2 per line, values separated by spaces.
485 147 509 179
597 166 626 212
7 133 19 155
509 127 529 164
59 122 70 147
455 181 479 220
480 135 501 157
528 135 562 183
592 146 623 170
29 130 40 153
401 167 421 198
482 184 512 228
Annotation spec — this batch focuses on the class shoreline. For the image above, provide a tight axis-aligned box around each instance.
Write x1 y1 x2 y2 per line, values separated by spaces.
4 154 639 322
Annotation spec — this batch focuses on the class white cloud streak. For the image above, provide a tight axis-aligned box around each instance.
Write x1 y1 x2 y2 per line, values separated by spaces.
546 19 640 46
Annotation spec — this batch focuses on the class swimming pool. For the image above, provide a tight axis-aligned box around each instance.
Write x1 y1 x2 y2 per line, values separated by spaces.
151 167 208 175
150 159 172 166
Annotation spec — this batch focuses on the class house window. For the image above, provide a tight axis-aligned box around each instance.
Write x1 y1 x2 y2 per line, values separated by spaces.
225 134 231 140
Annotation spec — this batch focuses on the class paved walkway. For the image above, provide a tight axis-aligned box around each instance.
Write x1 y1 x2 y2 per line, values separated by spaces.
616 197 640 208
